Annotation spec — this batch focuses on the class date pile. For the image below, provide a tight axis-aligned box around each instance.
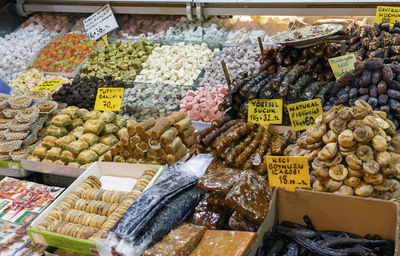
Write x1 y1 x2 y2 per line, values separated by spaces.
192 116 294 174
325 59 400 129
285 100 400 198
347 21 400 63
104 111 194 165
219 68 333 124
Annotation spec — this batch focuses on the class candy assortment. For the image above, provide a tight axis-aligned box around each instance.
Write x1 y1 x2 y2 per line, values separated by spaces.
31 33 95 74
180 84 227 122
81 39 158 82
20 13 70 34
7 69 72 95
135 43 212 85
120 82 188 121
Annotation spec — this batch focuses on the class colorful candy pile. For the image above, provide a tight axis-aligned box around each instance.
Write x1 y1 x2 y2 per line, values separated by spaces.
31 33 95 74
180 83 227 122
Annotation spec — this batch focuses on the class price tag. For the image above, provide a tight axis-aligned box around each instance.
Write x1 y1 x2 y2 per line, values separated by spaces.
266 156 310 191
248 99 282 125
83 4 119 41
31 80 64 92
94 88 124 111
328 53 357 80
287 99 323 131
376 6 400 26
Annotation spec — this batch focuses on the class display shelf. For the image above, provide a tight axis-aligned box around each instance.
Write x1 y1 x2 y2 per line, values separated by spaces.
17 0 400 18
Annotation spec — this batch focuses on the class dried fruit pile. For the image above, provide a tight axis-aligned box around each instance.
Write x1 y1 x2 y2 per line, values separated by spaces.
347 21 400 62
31 33 95 73
325 59 400 129
285 100 400 198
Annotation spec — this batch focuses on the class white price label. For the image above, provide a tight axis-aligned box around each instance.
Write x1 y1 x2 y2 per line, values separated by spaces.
83 4 119 40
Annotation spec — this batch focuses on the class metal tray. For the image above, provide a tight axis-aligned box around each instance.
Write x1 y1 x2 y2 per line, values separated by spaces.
0 167 31 178
21 159 85 178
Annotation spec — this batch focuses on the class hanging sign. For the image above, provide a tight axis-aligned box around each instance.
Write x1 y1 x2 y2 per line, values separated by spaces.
83 4 119 40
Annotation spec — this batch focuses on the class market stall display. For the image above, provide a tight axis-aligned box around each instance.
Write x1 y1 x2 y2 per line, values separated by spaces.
347 21 400 62
103 111 194 165
80 39 158 82
0 93 54 161
120 82 188 121
27 107 128 168
180 84 227 122
285 100 400 198
198 45 261 87
117 15 181 41
30 33 95 75
7 68 72 95
134 43 212 86
52 77 128 110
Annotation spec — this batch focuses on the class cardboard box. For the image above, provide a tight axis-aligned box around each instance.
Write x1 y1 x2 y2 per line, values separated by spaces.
27 161 165 255
247 188 399 256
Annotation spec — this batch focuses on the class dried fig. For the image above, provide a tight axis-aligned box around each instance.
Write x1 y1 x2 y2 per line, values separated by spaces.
347 120 363 130
364 173 383 185
329 164 348 181
373 178 395 192
339 144 357 152
372 135 387 151
354 182 373 197
363 116 379 130
322 105 340 124
348 167 364 178
313 166 329 180
325 153 342 167
344 176 361 187
354 99 372 113
329 118 347 135
306 141 323 150
315 115 323 125
322 130 338 144
362 160 380 175
356 145 374 161
296 134 308 148
317 143 338 161
354 125 373 143
312 179 326 192
305 149 319 161
375 151 390 167
306 123 326 139
336 107 353 121
326 179 343 192
381 167 396 178
340 150 356 157
338 129 356 148
346 154 363 170
334 185 354 196
305 135 320 144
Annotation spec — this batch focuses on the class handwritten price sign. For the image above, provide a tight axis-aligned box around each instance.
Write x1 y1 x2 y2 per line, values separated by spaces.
287 99 323 131
83 4 118 41
376 6 400 26
94 88 124 111
328 53 357 80
31 80 64 92
248 99 282 125
266 156 310 191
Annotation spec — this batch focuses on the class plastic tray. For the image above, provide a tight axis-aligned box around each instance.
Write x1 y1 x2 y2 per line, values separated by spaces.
21 159 85 178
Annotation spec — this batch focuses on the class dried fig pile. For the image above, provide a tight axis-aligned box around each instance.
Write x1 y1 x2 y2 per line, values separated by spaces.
324 58 400 129
284 100 400 198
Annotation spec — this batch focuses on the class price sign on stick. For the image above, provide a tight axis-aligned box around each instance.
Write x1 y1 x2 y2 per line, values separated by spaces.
83 4 119 40
94 88 124 111
266 156 310 191
376 6 400 26
328 53 357 80
248 99 282 125
31 80 64 92
287 99 323 131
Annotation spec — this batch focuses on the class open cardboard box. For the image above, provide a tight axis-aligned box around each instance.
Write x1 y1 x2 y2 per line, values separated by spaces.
27 161 165 255
247 188 399 256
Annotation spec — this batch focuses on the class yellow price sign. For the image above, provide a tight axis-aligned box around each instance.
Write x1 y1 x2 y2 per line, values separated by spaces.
266 156 310 191
94 87 124 111
376 6 400 26
31 80 64 92
287 99 323 131
328 53 357 80
248 99 282 125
